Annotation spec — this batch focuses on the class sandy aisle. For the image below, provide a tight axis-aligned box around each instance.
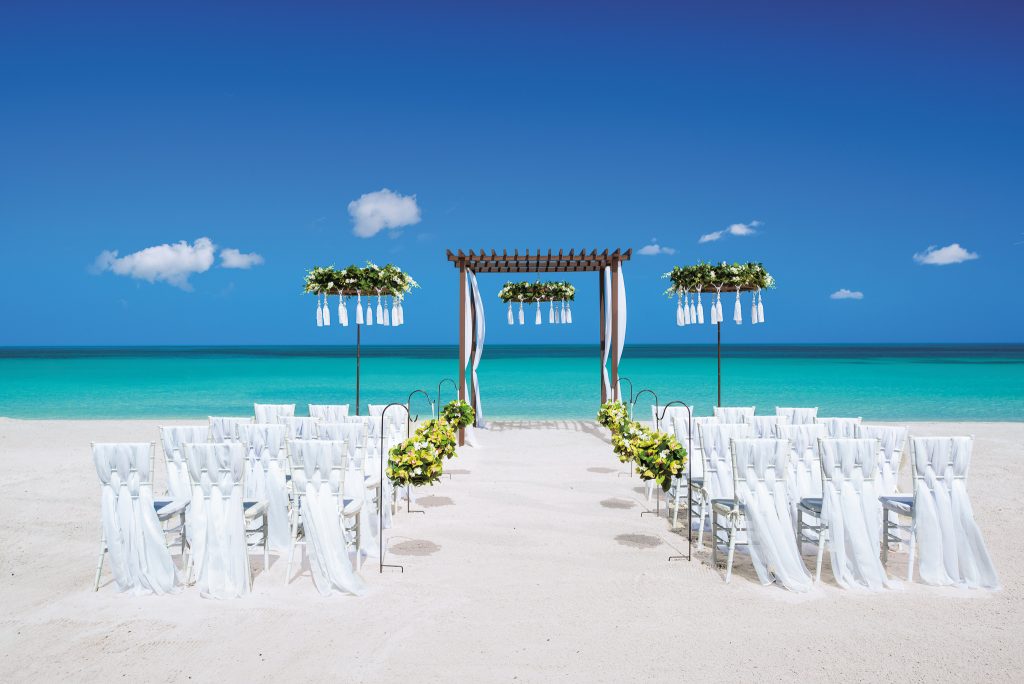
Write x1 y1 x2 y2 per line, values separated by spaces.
1 418 1022 682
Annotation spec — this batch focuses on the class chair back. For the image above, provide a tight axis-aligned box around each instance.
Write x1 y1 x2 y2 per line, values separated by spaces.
159 426 209 501
817 438 880 485
713 406 755 423
237 423 286 495
745 414 790 438
283 416 320 440
854 424 908 494
698 422 752 500
319 422 365 461
287 440 348 499
254 403 295 423
651 405 695 433
208 416 253 443
730 438 790 506
776 407 818 425
817 416 862 438
910 436 973 494
776 423 828 501
309 404 349 422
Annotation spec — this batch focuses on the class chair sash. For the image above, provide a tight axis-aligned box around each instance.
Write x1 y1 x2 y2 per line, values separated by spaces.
699 423 752 501
283 417 320 440
855 425 907 495
818 417 862 438
776 407 818 425
159 426 208 503
237 423 290 552
254 403 295 424
93 443 179 595
309 404 349 422
776 424 828 511
745 414 790 438
208 416 252 443
713 406 755 423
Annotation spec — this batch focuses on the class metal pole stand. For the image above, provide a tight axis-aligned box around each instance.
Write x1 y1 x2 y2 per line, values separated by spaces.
657 400 693 562
379 402 411 573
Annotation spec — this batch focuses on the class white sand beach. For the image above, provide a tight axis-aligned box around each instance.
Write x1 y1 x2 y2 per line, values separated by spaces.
1 418 1022 682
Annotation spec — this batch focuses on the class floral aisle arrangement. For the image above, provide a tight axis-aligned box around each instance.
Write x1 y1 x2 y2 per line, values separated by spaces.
441 399 475 429
631 430 687 492
597 401 629 430
662 261 774 327
386 411 461 487
498 280 576 326
303 262 418 328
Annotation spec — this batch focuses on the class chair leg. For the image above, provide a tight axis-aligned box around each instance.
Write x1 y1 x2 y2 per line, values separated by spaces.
262 512 269 572
815 529 827 583
697 498 708 549
711 509 718 568
725 520 737 583
907 526 916 582
284 514 298 586
93 535 106 592
881 510 889 565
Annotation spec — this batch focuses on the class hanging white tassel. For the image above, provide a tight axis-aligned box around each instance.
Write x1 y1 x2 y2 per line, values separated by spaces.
383 296 391 326
566 302 572 324
507 302 514 325
390 297 398 325
397 300 405 325
689 296 697 323
316 294 324 327
733 287 742 324
322 294 331 326
549 299 555 324
757 289 765 323
716 289 724 323
750 292 758 325
356 293 364 325
375 294 384 325
535 302 541 325
339 297 349 327
696 289 704 324
682 291 691 325
676 295 683 326
518 301 524 325
365 301 373 326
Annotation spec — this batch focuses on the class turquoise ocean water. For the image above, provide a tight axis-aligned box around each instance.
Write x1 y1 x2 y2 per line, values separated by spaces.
0 345 1022 421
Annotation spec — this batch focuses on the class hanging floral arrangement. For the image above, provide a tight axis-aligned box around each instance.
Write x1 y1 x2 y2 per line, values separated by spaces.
662 261 774 327
441 399 475 429
303 262 418 328
497 281 575 326
631 430 687 492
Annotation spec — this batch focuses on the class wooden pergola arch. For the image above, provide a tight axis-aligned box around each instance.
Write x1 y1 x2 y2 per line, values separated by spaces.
447 248 632 443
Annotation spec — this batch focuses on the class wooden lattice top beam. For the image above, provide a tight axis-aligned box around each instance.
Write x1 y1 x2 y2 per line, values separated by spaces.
446 248 631 273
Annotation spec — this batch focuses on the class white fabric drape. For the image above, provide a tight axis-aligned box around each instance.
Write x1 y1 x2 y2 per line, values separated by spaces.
615 263 626 401
911 437 999 589
819 417 862 438
744 415 790 438
184 443 251 599
601 267 612 400
713 406 755 423
318 422 381 557
855 425 908 495
208 416 252 443
776 407 818 425
819 439 895 590
159 426 209 543
237 423 290 552
732 439 812 592
777 424 828 518
462 275 473 408
284 417 320 440
288 440 367 596
309 404 349 422
254 403 295 424
672 416 717 482
93 443 179 595
468 270 487 428
698 423 752 502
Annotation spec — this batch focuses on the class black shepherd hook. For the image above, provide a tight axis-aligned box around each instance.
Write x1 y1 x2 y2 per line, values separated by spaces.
406 389 433 436
632 389 659 426
618 377 635 405
379 402 411 574
659 400 694 563
436 378 458 419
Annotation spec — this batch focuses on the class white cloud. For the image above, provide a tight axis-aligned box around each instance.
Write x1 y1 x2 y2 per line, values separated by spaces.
347 188 421 238
92 237 216 290
220 248 265 269
913 243 979 266
637 240 676 256
698 220 760 243
830 289 864 300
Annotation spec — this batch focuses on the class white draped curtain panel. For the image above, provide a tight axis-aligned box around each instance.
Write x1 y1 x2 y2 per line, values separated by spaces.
237 423 291 552
602 266 612 400
469 270 486 428
615 262 626 401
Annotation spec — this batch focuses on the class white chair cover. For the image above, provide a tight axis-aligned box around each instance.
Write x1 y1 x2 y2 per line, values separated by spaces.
208 416 253 443
93 443 179 594
776 407 818 425
237 423 290 552
855 425 907 495
713 406 755 423
652 405 694 434
283 416 320 440
911 437 999 589
159 426 208 505
818 417 862 438
288 440 366 596
319 422 381 555
818 438 894 590
698 423 752 501
745 414 790 438
731 438 812 592
254 403 295 424
670 416 716 481
776 423 828 514
184 442 251 599
309 404 349 422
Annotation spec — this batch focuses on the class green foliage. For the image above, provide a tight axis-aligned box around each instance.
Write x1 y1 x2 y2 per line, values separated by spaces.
597 401 629 430
498 280 575 303
386 413 461 487
303 262 419 297
662 261 775 296
631 429 688 492
441 400 475 429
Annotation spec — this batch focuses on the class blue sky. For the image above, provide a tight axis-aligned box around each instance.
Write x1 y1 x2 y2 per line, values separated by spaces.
1 1 1021 345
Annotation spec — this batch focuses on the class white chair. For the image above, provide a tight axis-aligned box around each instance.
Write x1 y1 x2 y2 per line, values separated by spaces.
699 422 752 549
881 437 999 588
854 425 908 496
803 438 893 589
745 414 790 438
724 438 811 591
776 407 818 425
183 442 268 599
666 414 716 529
285 440 366 595
237 423 291 553
369 403 406 435
208 416 253 443
309 404 349 422
254 403 295 424
713 406 755 423
775 423 828 525
158 426 209 558
320 422 381 555
92 442 180 594
817 416 862 438
651 405 692 433
283 416 320 440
